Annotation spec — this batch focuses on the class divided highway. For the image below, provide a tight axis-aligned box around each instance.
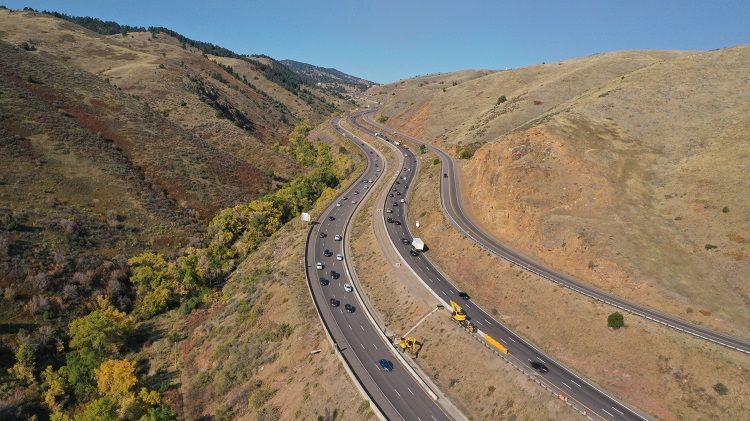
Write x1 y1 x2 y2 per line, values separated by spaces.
304 115 453 421
348 112 651 420
360 111 750 355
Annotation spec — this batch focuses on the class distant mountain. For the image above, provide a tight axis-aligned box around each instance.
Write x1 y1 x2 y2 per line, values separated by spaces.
281 59 376 92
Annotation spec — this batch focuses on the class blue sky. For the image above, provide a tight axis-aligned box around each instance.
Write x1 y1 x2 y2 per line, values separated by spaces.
3 1 748 84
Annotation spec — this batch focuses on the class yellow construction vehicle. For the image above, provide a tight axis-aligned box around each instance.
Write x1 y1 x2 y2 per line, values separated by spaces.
450 300 477 332
450 300 467 321
399 336 422 357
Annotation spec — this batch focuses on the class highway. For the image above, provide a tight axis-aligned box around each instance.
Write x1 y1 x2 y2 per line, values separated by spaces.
304 114 453 421
359 111 750 356
348 112 651 420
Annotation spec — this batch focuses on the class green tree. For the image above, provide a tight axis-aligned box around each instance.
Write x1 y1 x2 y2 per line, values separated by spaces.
69 297 134 355
607 311 625 329
378 115 389 123
497 95 507 104
9 343 36 385
713 382 729 395
2 213 18 230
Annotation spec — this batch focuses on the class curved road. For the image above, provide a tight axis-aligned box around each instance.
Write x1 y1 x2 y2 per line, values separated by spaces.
359 111 750 356
304 115 453 421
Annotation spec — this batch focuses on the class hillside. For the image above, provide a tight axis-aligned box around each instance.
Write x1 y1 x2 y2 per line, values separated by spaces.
374 46 750 337
0 8 366 420
281 59 376 92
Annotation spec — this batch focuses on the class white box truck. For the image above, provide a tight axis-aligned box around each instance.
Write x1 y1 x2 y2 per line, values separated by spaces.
412 238 424 251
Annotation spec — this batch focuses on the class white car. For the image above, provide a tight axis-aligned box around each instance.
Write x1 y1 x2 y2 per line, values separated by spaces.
336 202 341 207
316 262 323 270
344 283 353 292
386 208 392 213
364 186 368 189
400 198 405 203
336 254 343 261
334 234 342 241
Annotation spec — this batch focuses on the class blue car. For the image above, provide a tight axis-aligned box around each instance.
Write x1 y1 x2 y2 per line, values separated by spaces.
379 359 393 372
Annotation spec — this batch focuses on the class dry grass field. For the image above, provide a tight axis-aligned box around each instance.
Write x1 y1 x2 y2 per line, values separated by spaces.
365 45 750 420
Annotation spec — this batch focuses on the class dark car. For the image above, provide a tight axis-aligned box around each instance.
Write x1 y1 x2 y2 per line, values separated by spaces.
393 202 398 207
458 292 470 300
409 249 418 256
394 220 401 225
319 232 327 238
328 216 335 221
444 173 448 178
345 303 355 313
396 191 401 195
330 270 340 279
387 217 394 223
379 359 393 372
530 362 548 373
401 238 410 245
323 249 333 257
389 193 394 197
330 298 339 307
319 277 329 286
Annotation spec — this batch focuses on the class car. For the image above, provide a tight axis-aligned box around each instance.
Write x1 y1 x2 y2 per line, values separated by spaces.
396 192 401 195
387 217 394 223
354 191 359 195
334 234 342 241
400 199 405 203
330 270 340 279
394 220 401 225
393 202 398 207
345 303 355 313
336 202 341 207
409 249 418 256
530 362 548 373
364 186 368 189
319 277 329 286
336 253 343 261
319 232 327 238
404 154 408 157
386 208 392 213
389 193 394 197
444 173 448 178
379 359 393 372
328 216 335 221
395 181 400 184
316 262 323 270
323 249 333 257
344 283 352 292
343 196 348 200
401 238 410 244
330 298 339 307
375 163 378 167
458 292 470 300
377 168 380 172
351 200 358 204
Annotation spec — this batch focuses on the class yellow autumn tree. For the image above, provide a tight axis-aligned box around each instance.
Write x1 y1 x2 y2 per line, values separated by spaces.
94 359 137 398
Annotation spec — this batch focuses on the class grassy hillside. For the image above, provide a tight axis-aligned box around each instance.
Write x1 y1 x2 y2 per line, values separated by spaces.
0 7 368 420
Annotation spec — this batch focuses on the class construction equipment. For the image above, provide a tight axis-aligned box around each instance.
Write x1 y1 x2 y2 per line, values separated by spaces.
450 300 477 332
484 334 508 354
398 336 422 357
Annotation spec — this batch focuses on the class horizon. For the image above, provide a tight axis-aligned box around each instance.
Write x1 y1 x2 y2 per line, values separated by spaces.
2 1 748 84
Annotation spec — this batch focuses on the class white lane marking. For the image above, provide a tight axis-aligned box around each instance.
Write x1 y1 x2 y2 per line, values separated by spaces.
485 318 491 324
440 290 446 295
449 289 455 294
348 324 352 330
570 379 581 387
538 357 546 364
361 325 365 331
395 389 401 397
561 382 571 389
601 408 614 417
474 320 482 325
509 337 516 343
464 304 471 309
361 344 365 349
612 407 624 415
408 387 414 395
373 343 377 350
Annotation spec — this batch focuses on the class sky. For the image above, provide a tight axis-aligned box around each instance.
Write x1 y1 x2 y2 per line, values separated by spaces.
3 0 749 84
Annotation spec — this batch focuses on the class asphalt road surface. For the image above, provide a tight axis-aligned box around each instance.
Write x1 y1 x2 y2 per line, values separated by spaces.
351 112 652 420
304 114 453 421
359 111 750 356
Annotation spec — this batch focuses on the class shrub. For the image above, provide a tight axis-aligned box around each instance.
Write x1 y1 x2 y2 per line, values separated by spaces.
713 382 729 395
378 115 389 123
2 213 18 230
722 206 730 213
705 244 718 250
497 95 507 104
433 158 440 165
607 311 625 329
